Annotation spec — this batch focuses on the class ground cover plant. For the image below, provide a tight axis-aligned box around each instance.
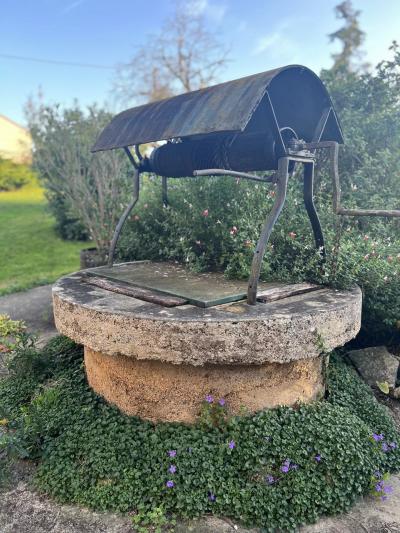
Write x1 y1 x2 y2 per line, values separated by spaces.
0 334 399 532
0 182 84 295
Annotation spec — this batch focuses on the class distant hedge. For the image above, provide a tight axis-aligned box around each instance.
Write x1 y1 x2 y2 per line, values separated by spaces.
0 157 35 191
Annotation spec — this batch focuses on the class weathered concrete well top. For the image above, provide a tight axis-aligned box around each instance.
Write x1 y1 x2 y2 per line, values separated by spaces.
53 262 362 366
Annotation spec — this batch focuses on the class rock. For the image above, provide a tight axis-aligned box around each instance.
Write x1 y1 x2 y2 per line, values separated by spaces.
392 386 400 400
347 346 400 389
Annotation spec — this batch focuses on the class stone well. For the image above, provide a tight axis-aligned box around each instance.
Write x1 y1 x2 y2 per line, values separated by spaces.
53 264 362 424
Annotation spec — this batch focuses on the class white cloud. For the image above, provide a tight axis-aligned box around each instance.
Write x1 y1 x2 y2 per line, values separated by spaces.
253 32 282 55
252 21 296 58
60 0 85 15
189 0 227 22
190 0 209 15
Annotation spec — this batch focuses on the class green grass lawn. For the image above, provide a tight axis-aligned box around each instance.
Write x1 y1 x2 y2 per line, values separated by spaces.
0 183 86 295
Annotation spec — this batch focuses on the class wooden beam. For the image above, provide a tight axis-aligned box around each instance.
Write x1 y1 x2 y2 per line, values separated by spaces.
81 275 187 307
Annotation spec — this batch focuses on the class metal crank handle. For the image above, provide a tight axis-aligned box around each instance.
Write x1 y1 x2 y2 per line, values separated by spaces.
305 141 400 218
193 168 276 183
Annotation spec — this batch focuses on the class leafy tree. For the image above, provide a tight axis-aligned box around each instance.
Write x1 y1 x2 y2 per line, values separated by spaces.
328 0 367 73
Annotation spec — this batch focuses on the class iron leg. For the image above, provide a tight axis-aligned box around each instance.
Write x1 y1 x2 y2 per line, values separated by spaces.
247 157 289 305
107 168 140 267
303 162 325 258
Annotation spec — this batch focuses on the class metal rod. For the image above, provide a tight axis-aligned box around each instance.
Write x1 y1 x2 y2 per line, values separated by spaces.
247 157 289 305
107 154 140 267
135 145 143 161
162 176 168 207
303 161 325 257
193 168 276 183
124 145 139 169
312 107 332 143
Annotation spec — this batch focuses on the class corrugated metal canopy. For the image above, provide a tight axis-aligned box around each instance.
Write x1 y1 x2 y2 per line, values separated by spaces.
92 65 342 152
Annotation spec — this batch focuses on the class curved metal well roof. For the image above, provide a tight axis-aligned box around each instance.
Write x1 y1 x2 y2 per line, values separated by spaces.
92 65 343 152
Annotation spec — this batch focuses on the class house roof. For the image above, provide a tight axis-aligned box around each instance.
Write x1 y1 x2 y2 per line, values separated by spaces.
0 114 29 133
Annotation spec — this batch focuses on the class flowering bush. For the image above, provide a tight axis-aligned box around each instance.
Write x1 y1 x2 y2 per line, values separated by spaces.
114 47 400 344
117 172 400 344
0 337 399 531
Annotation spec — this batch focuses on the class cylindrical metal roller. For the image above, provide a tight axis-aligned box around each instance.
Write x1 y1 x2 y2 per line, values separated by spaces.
146 127 297 177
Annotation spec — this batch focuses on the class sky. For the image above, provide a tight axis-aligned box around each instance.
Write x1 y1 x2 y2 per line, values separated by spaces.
1 0 399 125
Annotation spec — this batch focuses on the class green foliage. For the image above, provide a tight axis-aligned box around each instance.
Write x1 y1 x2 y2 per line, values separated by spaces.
0 157 35 191
0 314 26 344
131 505 176 533
116 45 400 344
0 337 399 531
198 396 229 430
45 193 88 241
27 102 131 251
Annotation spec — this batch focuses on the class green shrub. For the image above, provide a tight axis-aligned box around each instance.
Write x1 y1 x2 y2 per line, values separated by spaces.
116 173 400 344
45 193 89 241
0 157 35 191
0 336 399 531
26 103 131 252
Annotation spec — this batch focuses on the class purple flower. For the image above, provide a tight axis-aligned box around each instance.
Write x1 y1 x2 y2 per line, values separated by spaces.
374 470 382 478
375 482 383 492
381 496 388 502
373 433 384 442
265 474 275 485
218 398 226 406
389 442 398 449
166 480 174 488
168 450 177 458
208 491 216 501
384 485 393 494
382 442 389 452
315 454 322 462
291 464 299 470
229 440 235 450
205 394 214 403
281 459 291 473
168 465 177 474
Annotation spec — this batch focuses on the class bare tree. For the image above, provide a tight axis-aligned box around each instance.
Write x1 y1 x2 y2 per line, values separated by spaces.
115 1 230 103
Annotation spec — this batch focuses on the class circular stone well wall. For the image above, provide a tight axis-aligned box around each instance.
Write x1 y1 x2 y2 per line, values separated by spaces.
53 267 362 423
